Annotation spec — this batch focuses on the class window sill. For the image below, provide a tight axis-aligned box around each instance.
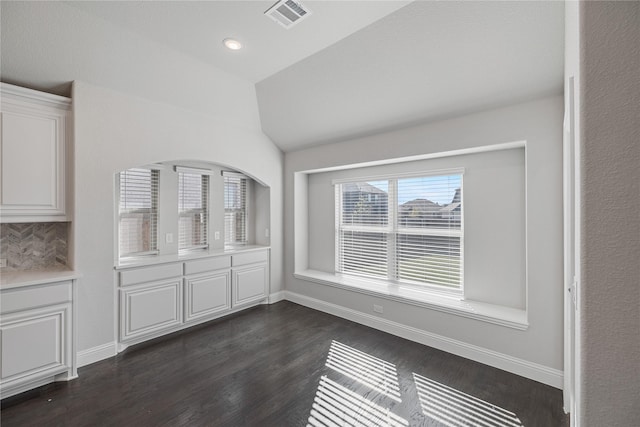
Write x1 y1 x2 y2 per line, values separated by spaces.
293 269 528 330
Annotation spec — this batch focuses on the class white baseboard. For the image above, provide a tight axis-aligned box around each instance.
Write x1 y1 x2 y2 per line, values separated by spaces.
77 342 117 368
284 290 563 389
268 291 286 304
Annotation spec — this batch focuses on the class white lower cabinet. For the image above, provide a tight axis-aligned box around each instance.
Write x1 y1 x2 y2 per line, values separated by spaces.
117 248 269 349
184 271 230 322
231 249 269 308
0 279 76 399
120 280 182 341
232 264 268 307
1 306 68 382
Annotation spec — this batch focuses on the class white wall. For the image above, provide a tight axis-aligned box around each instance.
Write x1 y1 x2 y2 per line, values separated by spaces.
580 2 640 425
307 148 526 309
285 96 564 377
74 81 283 352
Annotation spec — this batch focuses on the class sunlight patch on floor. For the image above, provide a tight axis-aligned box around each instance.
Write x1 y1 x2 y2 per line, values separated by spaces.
413 372 524 427
307 375 408 427
326 340 402 402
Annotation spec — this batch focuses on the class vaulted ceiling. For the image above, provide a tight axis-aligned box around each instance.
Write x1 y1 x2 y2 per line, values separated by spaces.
257 1 564 150
64 1 412 84
0 1 564 152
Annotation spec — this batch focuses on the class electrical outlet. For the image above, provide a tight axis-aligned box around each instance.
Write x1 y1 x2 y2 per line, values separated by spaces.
373 304 383 314
214 231 220 240
0 259 7 268
165 233 173 244
265 228 270 238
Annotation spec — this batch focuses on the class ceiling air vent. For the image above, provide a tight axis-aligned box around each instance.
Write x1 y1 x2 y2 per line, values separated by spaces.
265 0 312 29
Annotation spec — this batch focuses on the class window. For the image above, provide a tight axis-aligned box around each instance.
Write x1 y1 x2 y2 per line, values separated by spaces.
118 168 159 258
336 172 463 290
223 172 248 246
177 167 209 252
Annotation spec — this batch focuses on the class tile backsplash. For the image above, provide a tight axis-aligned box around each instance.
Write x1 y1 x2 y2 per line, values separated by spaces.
0 222 68 271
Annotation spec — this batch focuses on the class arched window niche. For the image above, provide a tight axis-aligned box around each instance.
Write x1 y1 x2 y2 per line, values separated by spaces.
115 159 270 262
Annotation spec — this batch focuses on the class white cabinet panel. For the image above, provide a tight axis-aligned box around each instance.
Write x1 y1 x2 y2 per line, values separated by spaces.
1 306 68 382
0 83 70 221
1 113 56 207
120 280 182 341
184 256 231 276
184 271 230 322
1 281 71 314
232 264 268 307
119 262 182 287
232 250 269 267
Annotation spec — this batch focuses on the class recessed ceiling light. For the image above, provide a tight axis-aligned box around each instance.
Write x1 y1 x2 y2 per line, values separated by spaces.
223 38 243 51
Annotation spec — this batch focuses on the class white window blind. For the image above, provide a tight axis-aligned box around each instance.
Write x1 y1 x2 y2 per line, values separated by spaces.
118 168 159 258
336 173 463 289
178 168 209 252
337 180 389 279
223 172 248 246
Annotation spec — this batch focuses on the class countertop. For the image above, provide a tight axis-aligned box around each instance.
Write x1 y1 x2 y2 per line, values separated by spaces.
1 268 82 290
115 245 270 270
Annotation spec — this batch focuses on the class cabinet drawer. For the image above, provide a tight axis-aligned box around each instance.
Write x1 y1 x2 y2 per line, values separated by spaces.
120 280 182 341
184 256 231 276
232 250 268 267
1 281 72 314
119 263 182 287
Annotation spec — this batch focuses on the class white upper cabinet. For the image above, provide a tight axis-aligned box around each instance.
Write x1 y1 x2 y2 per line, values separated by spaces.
0 83 71 222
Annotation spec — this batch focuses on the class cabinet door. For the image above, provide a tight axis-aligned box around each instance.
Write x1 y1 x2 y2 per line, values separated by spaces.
1 305 69 384
120 280 182 341
232 263 268 307
0 98 68 220
184 271 231 322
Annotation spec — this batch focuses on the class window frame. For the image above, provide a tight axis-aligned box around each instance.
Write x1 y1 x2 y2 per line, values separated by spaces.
176 166 211 253
334 169 464 294
223 171 249 248
117 167 160 259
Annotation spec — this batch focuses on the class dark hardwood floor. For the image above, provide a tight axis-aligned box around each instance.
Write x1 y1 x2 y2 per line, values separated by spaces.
1 301 569 426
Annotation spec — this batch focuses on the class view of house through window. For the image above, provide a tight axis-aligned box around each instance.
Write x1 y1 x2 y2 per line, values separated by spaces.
118 168 159 258
337 173 463 289
224 172 248 247
178 169 209 252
